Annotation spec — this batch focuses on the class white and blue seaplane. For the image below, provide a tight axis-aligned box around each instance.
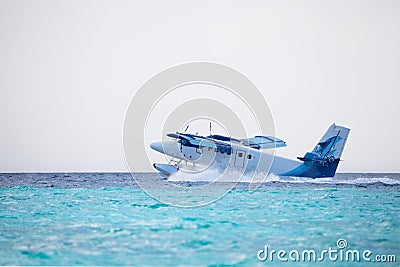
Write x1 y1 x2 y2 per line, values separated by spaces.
150 123 350 181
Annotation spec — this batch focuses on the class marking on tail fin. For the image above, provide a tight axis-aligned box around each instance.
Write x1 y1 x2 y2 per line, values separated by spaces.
323 130 340 158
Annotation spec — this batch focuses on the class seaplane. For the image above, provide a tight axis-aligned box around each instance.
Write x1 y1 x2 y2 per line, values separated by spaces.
150 123 350 181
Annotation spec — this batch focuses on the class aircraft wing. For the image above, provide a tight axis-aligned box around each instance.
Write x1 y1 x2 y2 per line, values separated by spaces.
167 133 234 153
167 132 286 151
241 136 286 149
167 133 217 149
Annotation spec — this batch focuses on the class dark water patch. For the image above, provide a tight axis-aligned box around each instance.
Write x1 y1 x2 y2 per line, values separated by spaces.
182 217 199 222
183 239 213 249
148 203 169 209
21 250 50 259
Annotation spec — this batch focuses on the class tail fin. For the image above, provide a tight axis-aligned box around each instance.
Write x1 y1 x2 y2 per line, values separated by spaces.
286 123 350 178
311 123 350 160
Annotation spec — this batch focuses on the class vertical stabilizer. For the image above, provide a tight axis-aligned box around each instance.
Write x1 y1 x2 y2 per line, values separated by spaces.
282 124 350 178
311 123 350 161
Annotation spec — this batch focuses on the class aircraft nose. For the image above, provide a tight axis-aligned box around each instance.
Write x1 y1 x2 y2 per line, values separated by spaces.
150 141 164 153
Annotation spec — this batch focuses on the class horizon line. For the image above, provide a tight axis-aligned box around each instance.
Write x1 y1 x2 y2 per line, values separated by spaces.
0 171 399 174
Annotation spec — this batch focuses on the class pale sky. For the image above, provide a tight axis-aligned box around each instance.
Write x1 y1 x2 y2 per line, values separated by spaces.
1 0 399 172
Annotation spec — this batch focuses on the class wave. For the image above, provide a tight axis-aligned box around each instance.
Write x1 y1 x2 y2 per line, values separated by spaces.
168 167 400 186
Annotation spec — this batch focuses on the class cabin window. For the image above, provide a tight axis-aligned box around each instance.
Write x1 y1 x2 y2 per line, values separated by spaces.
247 155 252 159
238 152 243 157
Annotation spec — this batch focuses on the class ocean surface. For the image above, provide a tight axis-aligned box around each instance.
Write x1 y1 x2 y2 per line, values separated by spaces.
0 173 399 266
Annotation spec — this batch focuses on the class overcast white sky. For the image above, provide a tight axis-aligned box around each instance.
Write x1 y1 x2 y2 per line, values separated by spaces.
1 0 399 172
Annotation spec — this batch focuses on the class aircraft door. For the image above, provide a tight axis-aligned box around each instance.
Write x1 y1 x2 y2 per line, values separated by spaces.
234 149 246 168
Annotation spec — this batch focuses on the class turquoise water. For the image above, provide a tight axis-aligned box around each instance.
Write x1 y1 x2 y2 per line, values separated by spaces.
0 173 399 266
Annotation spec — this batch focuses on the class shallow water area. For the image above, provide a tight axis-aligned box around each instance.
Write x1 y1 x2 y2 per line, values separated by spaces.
0 173 399 266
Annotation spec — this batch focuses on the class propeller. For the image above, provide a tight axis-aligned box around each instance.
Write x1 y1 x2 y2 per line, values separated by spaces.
184 124 189 133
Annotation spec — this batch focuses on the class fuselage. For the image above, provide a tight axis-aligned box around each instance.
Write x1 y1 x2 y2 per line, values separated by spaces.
150 139 302 179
